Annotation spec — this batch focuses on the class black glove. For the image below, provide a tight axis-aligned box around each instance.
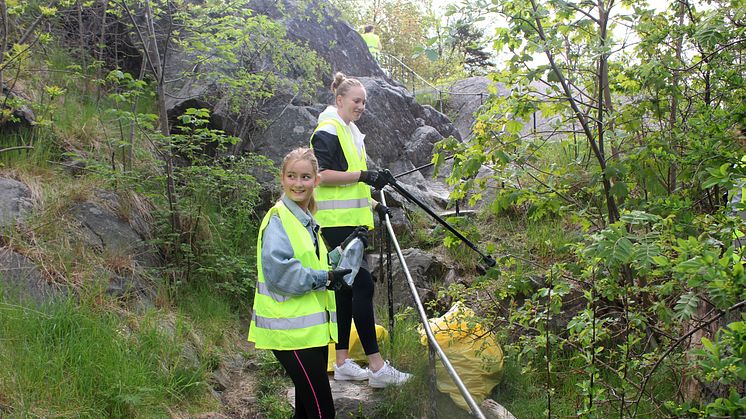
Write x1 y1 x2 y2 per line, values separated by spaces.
327 268 353 291
341 226 369 249
359 170 389 189
375 203 390 219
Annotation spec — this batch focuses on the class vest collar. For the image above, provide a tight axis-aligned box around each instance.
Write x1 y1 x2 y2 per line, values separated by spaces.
281 195 315 229
318 105 366 156
319 105 348 127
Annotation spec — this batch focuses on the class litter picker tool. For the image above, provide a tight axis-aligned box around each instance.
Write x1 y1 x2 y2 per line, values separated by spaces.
379 169 496 270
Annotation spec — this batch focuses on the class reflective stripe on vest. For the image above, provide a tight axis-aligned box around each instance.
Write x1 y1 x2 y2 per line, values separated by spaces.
316 197 370 211
252 310 330 330
256 282 290 302
248 201 338 350
311 119 374 228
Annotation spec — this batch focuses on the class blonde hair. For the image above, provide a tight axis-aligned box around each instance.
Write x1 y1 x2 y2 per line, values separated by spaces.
331 72 364 100
281 147 320 213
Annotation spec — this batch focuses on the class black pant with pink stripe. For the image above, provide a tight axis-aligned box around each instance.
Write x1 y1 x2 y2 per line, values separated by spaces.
273 346 335 419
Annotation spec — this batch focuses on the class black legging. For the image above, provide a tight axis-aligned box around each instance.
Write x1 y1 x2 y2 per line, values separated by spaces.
322 226 380 355
273 346 335 419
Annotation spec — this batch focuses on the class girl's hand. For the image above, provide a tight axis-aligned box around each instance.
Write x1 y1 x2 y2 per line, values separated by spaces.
327 269 353 291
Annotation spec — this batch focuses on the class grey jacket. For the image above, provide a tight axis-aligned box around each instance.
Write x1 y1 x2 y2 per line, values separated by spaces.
260 196 332 296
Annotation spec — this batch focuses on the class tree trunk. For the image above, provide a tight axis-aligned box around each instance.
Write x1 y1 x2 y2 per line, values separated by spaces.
0 0 7 94
96 0 109 103
529 0 620 225
126 57 146 171
143 0 178 234
668 1 686 194
683 301 716 402
596 0 620 223
77 1 86 69
123 0 178 233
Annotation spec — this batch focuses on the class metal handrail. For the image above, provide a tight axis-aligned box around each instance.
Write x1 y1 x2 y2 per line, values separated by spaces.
381 53 440 93
379 53 487 113
378 189 486 419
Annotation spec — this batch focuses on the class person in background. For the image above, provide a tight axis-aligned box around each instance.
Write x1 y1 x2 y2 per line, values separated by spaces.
248 147 354 419
310 72 413 388
361 24 382 61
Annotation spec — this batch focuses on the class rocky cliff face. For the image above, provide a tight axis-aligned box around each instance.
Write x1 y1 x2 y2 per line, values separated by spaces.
247 0 387 83
163 0 461 212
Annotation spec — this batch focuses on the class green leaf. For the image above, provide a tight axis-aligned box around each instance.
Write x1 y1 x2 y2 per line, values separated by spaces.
610 181 628 200
547 69 561 83
611 237 634 264
674 292 699 320
652 255 670 266
506 120 524 134
700 337 716 355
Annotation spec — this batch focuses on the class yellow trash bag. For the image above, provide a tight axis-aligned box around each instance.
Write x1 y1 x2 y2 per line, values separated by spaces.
327 323 389 372
418 301 504 411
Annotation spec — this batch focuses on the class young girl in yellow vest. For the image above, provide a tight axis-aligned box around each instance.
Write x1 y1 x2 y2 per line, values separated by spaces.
248 148 353 418
310 72 413 388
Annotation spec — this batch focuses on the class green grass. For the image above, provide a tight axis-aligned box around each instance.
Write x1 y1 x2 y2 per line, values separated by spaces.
254 349 294 418
0 294 207 417
0 128 60 171
492 352 680 418
355 310 430 418
175 281 241 349
523 216 581 262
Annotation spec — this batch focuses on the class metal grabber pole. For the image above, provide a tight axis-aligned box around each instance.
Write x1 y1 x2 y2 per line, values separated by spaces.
380 169 497 270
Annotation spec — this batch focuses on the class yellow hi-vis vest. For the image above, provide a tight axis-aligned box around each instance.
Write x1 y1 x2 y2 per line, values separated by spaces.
248 201 338 350
361 32 381 58
311 119 374 229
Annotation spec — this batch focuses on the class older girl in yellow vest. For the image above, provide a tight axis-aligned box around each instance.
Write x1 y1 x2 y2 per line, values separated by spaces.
249 148 353 418
310 73 412 388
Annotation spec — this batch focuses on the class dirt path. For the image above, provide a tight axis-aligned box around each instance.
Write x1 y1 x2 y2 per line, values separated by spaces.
217 323 262 418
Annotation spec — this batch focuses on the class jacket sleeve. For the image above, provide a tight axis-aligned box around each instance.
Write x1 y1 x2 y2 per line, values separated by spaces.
311 130 348 172
261 215 328 295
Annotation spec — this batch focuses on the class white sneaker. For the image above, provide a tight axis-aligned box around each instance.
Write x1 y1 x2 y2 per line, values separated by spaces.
333 359 369 381
368 361 413 388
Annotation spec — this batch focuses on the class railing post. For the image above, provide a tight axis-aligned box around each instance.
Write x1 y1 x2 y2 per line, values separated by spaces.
533 110 537 133
386 226 394 345
429 342 438 419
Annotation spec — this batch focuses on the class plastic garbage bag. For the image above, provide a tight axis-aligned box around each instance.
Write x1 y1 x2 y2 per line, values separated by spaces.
337 237 364 286
418 301 504 411
327 323 389 372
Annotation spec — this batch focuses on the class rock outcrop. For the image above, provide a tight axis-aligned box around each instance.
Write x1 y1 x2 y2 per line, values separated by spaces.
368 248 453 315
445 76 497 141
0 84 35 130
68 190 158 301
71 200 156 268
161 0 460 213
0 178 157 303
248 0 387 81
445 76 563 141
0 177 33 229
0 247 64 304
